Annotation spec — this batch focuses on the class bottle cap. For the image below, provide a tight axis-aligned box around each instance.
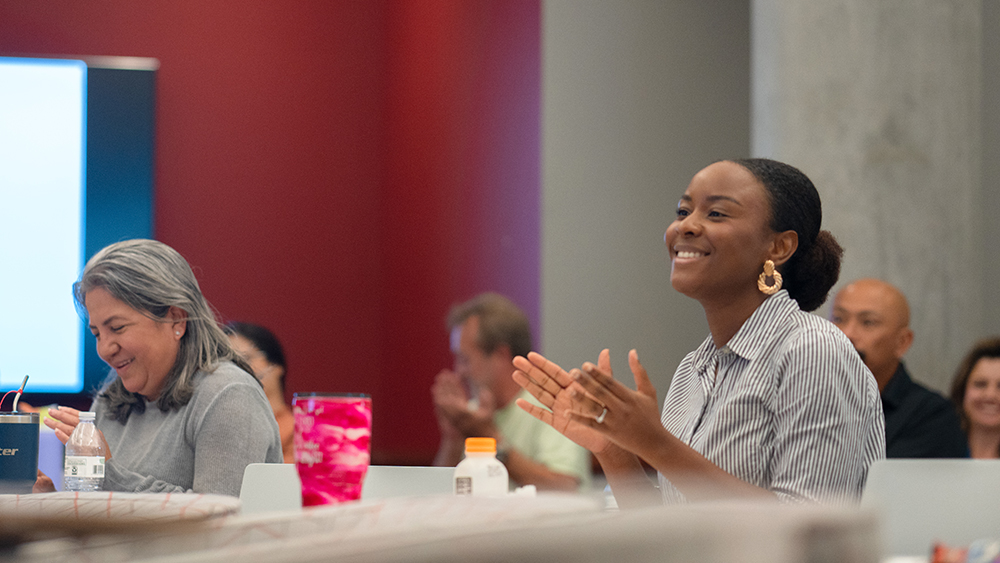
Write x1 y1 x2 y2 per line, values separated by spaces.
78 411 96 421
464 437 497 453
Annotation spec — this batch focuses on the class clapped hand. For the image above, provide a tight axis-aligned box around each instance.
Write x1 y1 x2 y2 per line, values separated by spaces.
569 349 667 458
431 369 498 438
511 351 612 454
431 369 465 437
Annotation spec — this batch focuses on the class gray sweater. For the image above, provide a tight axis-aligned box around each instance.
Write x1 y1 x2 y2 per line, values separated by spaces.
94 362 282 497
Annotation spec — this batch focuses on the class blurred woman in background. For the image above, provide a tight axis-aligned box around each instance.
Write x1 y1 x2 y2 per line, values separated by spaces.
227 322 295 463
950 337 1000 459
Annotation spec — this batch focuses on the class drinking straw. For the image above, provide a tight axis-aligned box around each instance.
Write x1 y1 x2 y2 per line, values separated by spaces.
11 375 28 412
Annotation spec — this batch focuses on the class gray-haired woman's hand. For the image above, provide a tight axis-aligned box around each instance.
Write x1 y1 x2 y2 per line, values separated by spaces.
43 405 81 444
44 406 112 461
33 470 56 493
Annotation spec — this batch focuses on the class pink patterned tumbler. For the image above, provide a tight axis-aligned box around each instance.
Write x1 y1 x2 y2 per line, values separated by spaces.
292 393 372 506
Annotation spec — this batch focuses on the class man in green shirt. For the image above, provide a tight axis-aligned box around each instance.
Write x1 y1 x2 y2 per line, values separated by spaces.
432 293 591 492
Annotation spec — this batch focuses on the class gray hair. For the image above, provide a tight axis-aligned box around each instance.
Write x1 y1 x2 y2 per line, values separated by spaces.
74 239 253 423
446 293 533 359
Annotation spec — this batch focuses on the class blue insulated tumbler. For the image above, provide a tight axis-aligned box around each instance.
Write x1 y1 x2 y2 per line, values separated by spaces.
0 412 40 493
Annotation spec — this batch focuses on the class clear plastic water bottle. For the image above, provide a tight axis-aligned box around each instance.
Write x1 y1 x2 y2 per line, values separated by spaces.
63 411 105 492
454 437 508 497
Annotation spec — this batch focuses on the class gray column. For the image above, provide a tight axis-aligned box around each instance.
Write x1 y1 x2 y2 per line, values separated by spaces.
983 0 1000 338
752 0 985 391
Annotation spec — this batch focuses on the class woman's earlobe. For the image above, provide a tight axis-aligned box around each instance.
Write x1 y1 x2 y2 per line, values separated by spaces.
166 306 188 339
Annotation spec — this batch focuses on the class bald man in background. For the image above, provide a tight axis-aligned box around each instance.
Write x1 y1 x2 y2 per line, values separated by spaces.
831 279 968 458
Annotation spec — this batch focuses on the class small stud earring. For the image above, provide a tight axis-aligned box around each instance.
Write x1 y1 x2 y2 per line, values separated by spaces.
175 331 181 336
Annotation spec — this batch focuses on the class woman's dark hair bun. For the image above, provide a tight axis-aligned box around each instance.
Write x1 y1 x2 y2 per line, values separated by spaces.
785 230 843 312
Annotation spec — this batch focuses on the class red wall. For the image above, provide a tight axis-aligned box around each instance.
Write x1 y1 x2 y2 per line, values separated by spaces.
0 0 540 464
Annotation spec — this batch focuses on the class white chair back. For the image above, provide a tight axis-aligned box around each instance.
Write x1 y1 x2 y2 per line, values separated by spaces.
861 459 1000 556
360 465 454 500
239 463 302 515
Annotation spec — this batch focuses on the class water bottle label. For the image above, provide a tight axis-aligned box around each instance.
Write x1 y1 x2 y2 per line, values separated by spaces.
455 476 472 495
64 456 105 478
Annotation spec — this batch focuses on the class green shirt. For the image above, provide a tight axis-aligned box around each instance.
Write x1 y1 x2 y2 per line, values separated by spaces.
494 390 592 491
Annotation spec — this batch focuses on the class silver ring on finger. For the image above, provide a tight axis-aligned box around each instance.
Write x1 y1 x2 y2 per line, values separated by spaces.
595 406 608 424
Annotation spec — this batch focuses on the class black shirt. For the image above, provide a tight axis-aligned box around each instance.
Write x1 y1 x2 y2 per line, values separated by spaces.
882 363 969 458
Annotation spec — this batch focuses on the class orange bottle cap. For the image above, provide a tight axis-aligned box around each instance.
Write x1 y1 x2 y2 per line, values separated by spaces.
464 437 497 453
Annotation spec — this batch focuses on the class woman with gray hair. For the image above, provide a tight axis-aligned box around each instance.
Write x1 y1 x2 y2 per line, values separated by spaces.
38 239 281 497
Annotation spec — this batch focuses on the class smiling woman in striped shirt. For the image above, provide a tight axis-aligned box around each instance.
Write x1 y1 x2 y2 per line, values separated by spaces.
513 158 885 505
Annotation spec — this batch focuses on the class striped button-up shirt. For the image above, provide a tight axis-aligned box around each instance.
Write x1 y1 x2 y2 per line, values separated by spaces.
658 290 885 503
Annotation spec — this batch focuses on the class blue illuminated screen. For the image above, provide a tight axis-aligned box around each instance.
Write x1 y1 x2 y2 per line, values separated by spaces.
0 57 87 393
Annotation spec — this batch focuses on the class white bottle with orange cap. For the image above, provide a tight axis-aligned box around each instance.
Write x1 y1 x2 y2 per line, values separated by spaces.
453 437 508 497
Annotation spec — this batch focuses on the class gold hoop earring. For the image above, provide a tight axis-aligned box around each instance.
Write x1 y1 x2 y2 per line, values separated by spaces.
757 260 782 295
